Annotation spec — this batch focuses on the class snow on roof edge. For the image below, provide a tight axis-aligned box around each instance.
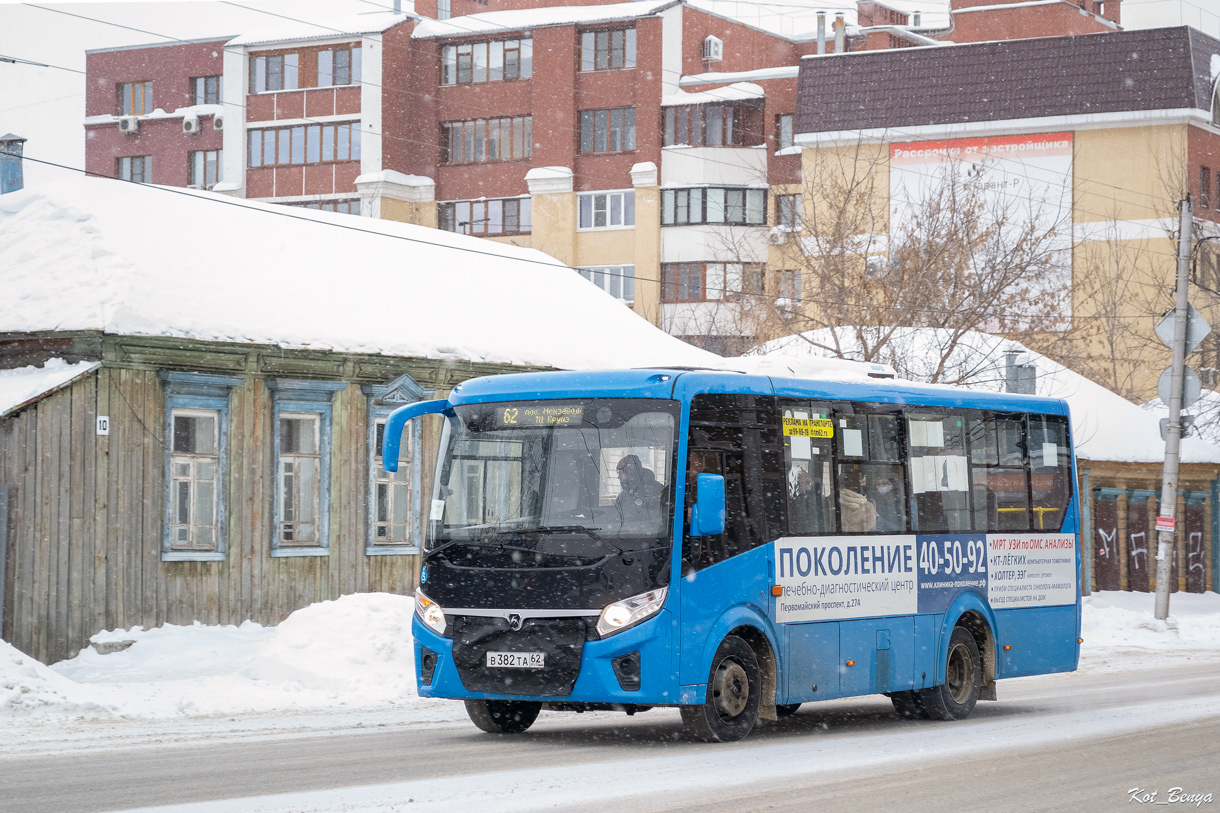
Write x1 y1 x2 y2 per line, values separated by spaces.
0 360 102 419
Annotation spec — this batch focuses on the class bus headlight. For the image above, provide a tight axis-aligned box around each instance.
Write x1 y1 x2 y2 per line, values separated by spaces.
596 587 667 638
415 588 447 635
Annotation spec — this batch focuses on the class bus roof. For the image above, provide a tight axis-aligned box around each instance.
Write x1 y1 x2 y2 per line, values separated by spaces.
448 368 1069 416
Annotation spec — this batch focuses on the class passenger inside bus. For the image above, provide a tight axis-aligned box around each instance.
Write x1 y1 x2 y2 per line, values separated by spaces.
615 454 663 525
838 467 878 533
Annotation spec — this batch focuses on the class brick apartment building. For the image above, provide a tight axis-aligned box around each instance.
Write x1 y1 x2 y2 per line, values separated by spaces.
83 0 1124 353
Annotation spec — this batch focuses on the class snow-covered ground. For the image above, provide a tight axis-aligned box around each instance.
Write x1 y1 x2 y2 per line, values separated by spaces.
4 590 1218 732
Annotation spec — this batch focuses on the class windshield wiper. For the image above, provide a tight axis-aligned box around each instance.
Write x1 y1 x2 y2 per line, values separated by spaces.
533 525 638 562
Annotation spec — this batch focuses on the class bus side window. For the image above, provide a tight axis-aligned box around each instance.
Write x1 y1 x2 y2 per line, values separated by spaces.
1028 414 1072 531
781 401 836 536
968 413 1031 531
906 412 970 532
835 406 908 534
683 394 785 573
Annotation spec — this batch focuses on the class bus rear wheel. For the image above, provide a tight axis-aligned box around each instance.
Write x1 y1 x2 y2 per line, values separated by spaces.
918 626 982 721
464 699 541 734
680 634 760 743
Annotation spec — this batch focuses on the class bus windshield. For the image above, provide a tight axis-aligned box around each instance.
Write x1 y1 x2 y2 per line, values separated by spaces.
428 399 679 562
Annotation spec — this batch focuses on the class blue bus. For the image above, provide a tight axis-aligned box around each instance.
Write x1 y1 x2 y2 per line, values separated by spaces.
382 368 1080 742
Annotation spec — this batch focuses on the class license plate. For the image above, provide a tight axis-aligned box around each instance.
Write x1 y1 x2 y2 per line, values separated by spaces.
486 651 545 669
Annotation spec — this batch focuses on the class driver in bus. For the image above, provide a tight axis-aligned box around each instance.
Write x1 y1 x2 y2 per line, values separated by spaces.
616 454 663 524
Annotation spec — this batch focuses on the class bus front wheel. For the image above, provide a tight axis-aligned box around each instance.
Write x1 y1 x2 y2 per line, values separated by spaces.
681 634 760 742
918 626 982 721
464 699 541 734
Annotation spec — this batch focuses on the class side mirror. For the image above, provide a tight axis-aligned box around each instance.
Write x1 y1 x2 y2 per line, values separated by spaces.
381 399 449 472
690 473 726 536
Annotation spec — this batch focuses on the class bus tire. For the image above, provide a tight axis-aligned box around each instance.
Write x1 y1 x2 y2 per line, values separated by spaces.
888 690 927 719
775 703 801 717
464 699 541 734
680 634 760 742
918 626 982 721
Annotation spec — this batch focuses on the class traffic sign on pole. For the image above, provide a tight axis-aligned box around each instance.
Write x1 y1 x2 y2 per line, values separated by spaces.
1155 304 1212 356
1157 365 1202 410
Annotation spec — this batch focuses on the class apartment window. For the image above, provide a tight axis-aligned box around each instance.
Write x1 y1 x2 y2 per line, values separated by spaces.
438 0 451 19
577 265 635 303
319 47 363 87
665 103 753 147
118 81 154 116
578 190 634 230
192 76 221 106
776 193 801 230
441 38 532 84
580 28 636 71
661 187 766 226
442 116 531 163
269 379 346 557
579 107 636 153
662 262 764 302
247 122 361 167
117 155 152 183
776 113 794 150
774 268 802 302
161 372 242 562
439 197 531 235
249 53 300 93
189 149 222 189
1202 166 1212 210
297 199 361 214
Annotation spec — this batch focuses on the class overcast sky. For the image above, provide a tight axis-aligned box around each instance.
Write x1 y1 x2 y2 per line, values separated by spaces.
1 0 1216 188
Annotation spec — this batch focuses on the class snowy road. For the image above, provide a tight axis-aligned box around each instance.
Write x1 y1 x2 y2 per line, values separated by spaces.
3 661 1218 813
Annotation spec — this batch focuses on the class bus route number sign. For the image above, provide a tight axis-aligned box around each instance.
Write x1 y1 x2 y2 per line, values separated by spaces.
497 405 584 427
783 417 834 439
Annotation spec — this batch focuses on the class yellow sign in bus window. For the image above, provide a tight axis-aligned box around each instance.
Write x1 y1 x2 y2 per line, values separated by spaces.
496 405 585 427
782 417 834 438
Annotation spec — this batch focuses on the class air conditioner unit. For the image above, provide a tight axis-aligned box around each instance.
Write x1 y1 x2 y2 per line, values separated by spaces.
118 116 139 134
213 113 224 131
767 228 787 246
703 35 723 62
182 114 201 134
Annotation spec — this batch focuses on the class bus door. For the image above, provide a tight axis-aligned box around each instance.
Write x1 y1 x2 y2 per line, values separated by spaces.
678 394 784 687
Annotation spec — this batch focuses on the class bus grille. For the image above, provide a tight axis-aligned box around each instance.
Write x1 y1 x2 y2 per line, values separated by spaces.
450 615 587 697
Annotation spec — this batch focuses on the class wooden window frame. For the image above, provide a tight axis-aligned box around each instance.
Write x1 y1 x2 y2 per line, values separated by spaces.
118 81 154 116
160 372 243 562
363 375 432 555
191 75 221 106
268 378 346 558
441 116 531 164
189 149 223 189
441 37 532 85
247 123 361 168
579 27 637 72
438 197 532 235
578 107 636 154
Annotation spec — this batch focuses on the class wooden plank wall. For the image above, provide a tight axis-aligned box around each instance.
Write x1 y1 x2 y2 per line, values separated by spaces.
0 369 426 664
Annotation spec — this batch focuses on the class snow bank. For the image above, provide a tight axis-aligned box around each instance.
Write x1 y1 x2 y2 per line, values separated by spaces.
1082 590 1220 652
0 358 99 417
1 639 117 717
39 593 419 719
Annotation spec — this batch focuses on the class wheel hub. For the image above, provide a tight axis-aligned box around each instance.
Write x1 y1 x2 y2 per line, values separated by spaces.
945 643 972 704
712 658 749 719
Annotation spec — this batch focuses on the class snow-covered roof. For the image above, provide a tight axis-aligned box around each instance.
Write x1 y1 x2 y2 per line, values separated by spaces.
754 327 1220 465
412 0 676 39
227 11 414 48
662 82 765 107
680 66 799 87
0 175 720 372
0 359 101 418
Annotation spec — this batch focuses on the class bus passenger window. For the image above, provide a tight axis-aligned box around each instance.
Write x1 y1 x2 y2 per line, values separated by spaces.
907 413 970 532
832 407 909 534
781 402 836 536
1028 414 1071 531
968 414 1031 531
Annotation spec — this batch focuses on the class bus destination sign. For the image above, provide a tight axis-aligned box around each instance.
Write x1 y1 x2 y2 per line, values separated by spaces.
496 405 585 427
782 417 834 438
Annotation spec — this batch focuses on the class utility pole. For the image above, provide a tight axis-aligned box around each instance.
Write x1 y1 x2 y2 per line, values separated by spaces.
1154 197 1193 621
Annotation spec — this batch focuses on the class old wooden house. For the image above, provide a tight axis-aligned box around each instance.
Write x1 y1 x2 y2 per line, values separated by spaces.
0 175 716 663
